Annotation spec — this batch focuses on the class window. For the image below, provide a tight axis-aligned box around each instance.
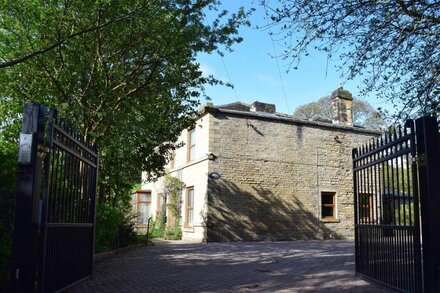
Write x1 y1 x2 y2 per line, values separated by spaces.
137 191 151 224
321 192 336 220
185 187 194 227
187 128 196 162
359 193 373 223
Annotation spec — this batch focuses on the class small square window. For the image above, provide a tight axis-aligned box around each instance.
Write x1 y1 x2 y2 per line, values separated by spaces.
321 192 336 220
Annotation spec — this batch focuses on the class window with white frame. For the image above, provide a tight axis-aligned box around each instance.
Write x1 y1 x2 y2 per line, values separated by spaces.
187 128 196 162
185 187 194 227
137 191 151 224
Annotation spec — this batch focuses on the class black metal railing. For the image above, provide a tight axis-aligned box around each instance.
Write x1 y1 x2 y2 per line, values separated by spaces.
353 120 422 292
353 116 440 293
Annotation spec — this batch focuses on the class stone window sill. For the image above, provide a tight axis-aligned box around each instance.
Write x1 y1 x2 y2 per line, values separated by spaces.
321 218 340 223
183 227 194 233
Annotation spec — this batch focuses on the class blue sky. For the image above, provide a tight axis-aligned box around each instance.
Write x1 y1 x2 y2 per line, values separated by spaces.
197 1 391 115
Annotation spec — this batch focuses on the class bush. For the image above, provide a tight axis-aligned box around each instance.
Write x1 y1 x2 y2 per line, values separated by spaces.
147 213 182 241
94 203 138 253
0 225 11 284
0 140 18 284
395 203 415 225
164 225 182 240
148 219 163 239
95 203 121 253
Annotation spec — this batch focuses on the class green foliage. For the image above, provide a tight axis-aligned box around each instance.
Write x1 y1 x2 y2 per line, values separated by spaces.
262 0 440 119
148 212 181 240
164 175 185 221
146 176 184 240
0 138 18 283
95 203 137 253
150 213 167 238
382 162 412 195
0 139 18 197
149 219 182 241
149 219 164 239
0 0 251 206
292 95 387 130
395 203 414 226
0 223 11 283
95 203 121 253
164 224 183 240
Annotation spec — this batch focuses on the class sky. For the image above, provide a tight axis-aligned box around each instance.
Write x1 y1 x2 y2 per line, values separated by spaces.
197 1 391 115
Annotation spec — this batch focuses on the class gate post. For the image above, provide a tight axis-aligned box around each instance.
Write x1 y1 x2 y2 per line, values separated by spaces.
11 104 46 292
415 116 440 293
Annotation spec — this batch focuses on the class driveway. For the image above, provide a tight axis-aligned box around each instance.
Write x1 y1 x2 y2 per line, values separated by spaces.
69 240 392 292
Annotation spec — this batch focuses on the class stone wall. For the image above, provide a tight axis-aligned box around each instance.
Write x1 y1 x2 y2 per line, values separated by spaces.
141 115 211 242
206 110 378 241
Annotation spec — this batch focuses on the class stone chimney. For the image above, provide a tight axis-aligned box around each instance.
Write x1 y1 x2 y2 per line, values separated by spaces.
250 101 276 114
331 88 353 126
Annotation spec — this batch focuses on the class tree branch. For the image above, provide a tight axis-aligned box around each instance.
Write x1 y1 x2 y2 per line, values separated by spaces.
0 3 151 69
396 0 440 24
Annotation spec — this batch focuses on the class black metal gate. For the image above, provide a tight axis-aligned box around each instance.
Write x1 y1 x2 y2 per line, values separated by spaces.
39 109 98 292
11 104 98 292
353 116 440 293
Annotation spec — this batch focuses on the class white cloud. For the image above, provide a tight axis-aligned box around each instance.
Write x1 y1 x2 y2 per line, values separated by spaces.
199 64 215 77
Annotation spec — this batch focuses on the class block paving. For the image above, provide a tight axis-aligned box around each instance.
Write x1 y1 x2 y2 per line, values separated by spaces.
69 240 392 292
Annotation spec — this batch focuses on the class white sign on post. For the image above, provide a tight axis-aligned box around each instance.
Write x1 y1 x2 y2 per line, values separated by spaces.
18 133 34 164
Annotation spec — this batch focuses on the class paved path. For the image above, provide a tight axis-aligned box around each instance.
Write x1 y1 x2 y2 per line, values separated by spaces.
69 240 392 292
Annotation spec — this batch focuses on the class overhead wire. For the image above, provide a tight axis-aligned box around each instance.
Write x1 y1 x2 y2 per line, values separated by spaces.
220 56 240 102
263 4 291 114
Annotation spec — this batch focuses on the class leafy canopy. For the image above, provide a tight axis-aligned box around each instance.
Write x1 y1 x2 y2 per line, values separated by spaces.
0 0 250 205
261 0 440 119
292 96 387 130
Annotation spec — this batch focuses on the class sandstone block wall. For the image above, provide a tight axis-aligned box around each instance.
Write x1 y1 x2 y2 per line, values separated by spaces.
206 111 378 241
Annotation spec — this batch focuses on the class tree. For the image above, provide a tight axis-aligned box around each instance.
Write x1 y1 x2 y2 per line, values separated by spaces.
292 96 387 130
0 1 250 205
261 0 440 119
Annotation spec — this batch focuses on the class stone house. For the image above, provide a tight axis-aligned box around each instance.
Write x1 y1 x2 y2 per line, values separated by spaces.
135 88 380 242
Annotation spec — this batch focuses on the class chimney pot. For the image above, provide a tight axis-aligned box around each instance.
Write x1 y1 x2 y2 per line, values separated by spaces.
331 88 353 126
250 101 276 113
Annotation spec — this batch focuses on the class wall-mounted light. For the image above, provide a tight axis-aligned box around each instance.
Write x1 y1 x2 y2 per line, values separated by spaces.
208 172 221 180
207 153 217 161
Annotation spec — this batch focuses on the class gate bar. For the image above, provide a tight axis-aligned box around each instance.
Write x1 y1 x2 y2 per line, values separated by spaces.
38 109 56 293
415 116 440 293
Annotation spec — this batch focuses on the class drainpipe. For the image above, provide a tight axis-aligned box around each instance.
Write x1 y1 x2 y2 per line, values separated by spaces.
316 148 321 236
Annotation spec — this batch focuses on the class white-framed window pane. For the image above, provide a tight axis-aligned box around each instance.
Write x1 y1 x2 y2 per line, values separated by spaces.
188 209 194 225
190 129 196 144
190 146 195 161
188 189 194 206
139 193 151 202
139 203 151 224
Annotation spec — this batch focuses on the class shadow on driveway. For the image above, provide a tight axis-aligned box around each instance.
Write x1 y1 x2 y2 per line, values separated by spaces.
69 240 392 292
